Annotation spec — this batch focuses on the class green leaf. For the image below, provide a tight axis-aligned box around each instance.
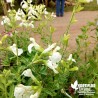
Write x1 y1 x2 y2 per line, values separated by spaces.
0 74 6 84
61 60 69 69
8 84 14 98
75 5 84 12
40 66 47 75
69 67 78 71
71 16 77 24
0 83 4 91
43 88 56 96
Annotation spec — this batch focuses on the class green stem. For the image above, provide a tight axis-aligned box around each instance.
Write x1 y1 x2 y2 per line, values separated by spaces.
14 30 19 65
65 9 75 35
61 2 79 56
62 46 67 58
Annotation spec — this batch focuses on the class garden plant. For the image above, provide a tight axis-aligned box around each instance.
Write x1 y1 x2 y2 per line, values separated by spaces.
0 0 98 98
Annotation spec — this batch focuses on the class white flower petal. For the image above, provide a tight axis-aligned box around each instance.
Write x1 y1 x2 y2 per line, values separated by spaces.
49 52 62 63
30 92 39 98
14 86 25 98
6 0 12 3
14 84 33 98
43 43 56 53
30 37 35 42
27 0 33 3
97 0 98 4
1 21 4 25
71 84 75 89
67 54 76 62
72 59 76 63
22 69 33 78
9 44 23 56
29 38 41 51
71 80 78 91
53 46 60 52
67 54 72 61
74 80 78 87
28 43 34 53
47 60 58 74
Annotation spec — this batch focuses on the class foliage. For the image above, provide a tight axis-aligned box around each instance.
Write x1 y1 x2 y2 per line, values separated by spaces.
0 0 78 98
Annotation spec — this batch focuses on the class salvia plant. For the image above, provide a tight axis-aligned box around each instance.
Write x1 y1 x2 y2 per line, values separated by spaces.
0 0 98 98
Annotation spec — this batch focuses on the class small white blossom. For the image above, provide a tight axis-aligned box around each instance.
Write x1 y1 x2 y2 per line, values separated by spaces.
67 54 76 62
29 21 34 28
96 20 98 26
27 0 32 3
28 43 34 53
43 8 48 15
46 45 62 74
19 20 28 27
15 9 25 21
47 60 59 74
22 69 37 81
97 0 98 4
21 1 28 9
53 46 60 52
6 0 12 3
1 16 10 25
15 15 21 21
71 80 78 91
86 0 93 3
49 52 62 64
51 12 56 17
14 84 34 98
9 44 23 56
28 38 41 53
22 69 33 78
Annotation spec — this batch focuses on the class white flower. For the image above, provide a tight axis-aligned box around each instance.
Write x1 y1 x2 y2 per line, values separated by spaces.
53 46 60 52
29 21 34 28
1 16 10 25
28 38 41 53
42 43 56 53
15 15 21 21
21 0 28 9
71 80 78 91
67 54 76 62
6 0 12 3
86 0 93 3
15 9 25 21
19 20 28 27
28 7 38 19
14 84 34 98
22 69 37 81
47 60 59 74
97 0 98 4
45 45 62 73
97 20 98 26
22 3 28 9
28 43 34 53
22 69 33 77
49 52 62 64
19 20 34 28
51 12 56 18
17 9 25 18
47 51 62 73
27 0 32 3
43 8 48 15
30 92 40 98
9 44 23 56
